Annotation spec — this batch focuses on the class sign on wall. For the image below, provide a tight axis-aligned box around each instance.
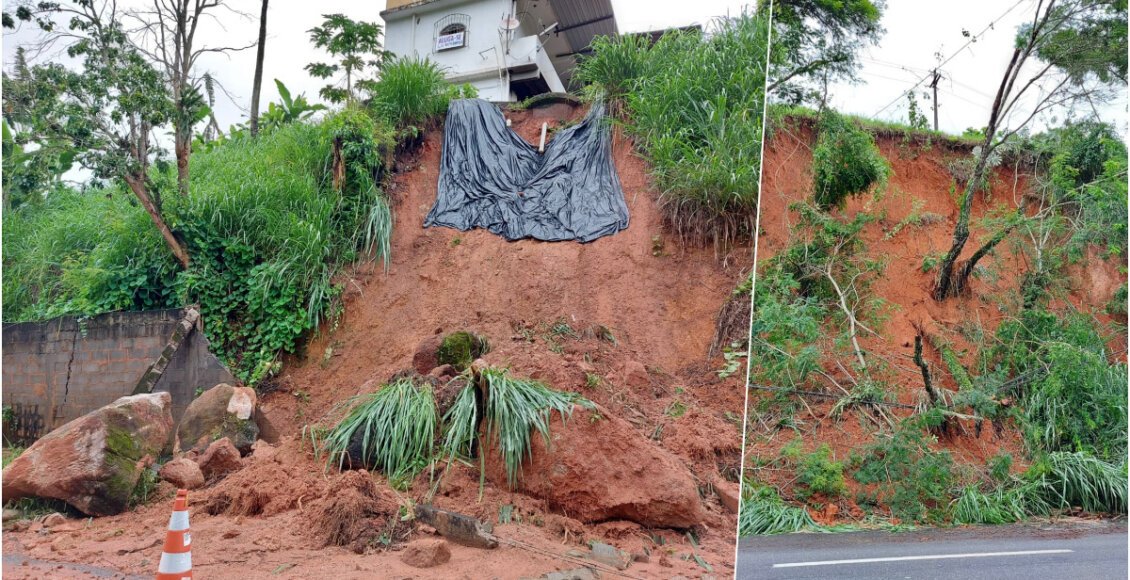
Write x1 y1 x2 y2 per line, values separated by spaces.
436 31 465 51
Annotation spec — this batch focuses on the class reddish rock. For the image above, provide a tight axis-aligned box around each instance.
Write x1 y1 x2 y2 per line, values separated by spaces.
175 384 259 455
712 477 741 514
197 438 242 481
1 392 173 516
620 361 650 388
483 404 705 528
399 538 452 568
158 458 205 490
427 364 456 379
412 334 445 375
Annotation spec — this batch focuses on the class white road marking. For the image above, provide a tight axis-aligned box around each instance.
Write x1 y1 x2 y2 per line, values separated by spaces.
773 549 1074 568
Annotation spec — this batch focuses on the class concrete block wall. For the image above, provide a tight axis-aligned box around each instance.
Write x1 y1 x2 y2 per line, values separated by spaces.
2 309 235 443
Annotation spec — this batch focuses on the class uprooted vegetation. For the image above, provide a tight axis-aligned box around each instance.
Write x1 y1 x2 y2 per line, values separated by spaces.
742 111 1128 534
305 367 591 494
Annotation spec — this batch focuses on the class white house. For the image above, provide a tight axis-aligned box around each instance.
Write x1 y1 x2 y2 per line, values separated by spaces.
381 0 618 102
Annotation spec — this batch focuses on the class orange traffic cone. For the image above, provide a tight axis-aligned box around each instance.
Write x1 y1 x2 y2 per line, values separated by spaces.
156 489 192 579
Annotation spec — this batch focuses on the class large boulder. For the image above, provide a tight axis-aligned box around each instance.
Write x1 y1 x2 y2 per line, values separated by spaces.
2 392 173 516
482 404 705 528
175 384 259 455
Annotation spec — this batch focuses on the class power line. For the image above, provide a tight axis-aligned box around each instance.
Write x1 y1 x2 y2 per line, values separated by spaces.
871 0 1029 118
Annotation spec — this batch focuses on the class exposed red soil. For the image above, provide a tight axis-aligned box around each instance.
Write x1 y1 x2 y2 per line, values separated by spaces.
3 103 750 578
747 119 1127 523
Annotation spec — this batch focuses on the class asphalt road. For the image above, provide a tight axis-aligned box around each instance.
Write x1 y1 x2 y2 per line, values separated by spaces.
737 521 1128 580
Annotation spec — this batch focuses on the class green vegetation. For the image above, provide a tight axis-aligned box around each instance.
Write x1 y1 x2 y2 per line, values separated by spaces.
739 484 817 535
4 56 457 384
305 14 387 104
316 377 438 479
811 110 890 210
436 332 490 372
852 420 956 523
794 444 846 500
576 10 769 247
369 57 477 147
767 0 885 105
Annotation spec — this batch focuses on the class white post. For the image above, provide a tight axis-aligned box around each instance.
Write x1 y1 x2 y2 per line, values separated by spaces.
538 122 548 153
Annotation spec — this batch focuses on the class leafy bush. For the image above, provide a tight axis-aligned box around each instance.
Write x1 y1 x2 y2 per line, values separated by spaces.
2 186 182 320
1042 121 1128 257
812 110 890 210
576 11 769 247
988 309 1127 461
315 377 437 479
795 444 846 500
853 423 955 523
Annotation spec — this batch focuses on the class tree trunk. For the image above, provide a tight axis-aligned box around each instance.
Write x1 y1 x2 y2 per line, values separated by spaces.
175 129 190 196
124 175 191 269
249 0 269 137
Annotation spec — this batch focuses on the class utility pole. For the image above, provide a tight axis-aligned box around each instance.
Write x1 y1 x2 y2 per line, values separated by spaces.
928 69 942 132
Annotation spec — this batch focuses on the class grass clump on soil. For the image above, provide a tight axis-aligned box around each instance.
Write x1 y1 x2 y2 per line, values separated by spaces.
368 56 477 148
1027 451 1127 514
575 10 770 249
811 109 890 210
436 331 490 371
739 484 817 536
477 367 592 488
315 377 437 480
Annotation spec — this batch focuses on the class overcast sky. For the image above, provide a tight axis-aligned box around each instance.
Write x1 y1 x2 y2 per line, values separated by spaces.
3 0 752 133
821 0 1129 137
4 0 1125 140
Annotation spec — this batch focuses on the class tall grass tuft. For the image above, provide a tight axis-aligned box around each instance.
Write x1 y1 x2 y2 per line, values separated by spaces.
480 367 591 488
440 383 479 460
1028 451 1127 514
738 485 817 536
951 483 1047 525
575 10 771 250
368 56 477 141
316 377 438 479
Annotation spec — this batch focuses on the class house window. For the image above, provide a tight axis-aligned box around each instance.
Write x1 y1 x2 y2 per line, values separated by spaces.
434 14 470 52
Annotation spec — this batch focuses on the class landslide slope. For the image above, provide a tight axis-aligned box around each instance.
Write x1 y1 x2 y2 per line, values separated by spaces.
747 117 1126 525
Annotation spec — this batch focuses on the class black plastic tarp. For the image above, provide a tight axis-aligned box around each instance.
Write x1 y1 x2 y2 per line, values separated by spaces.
423 99 629 243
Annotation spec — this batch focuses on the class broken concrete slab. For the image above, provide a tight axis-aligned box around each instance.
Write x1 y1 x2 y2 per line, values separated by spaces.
414 505 497 549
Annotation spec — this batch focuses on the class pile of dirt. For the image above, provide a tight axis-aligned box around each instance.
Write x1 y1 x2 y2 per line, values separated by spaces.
203 437 325 518
308 469 401 551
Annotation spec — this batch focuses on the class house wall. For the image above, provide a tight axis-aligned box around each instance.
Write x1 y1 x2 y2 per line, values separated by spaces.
384 0 565 101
